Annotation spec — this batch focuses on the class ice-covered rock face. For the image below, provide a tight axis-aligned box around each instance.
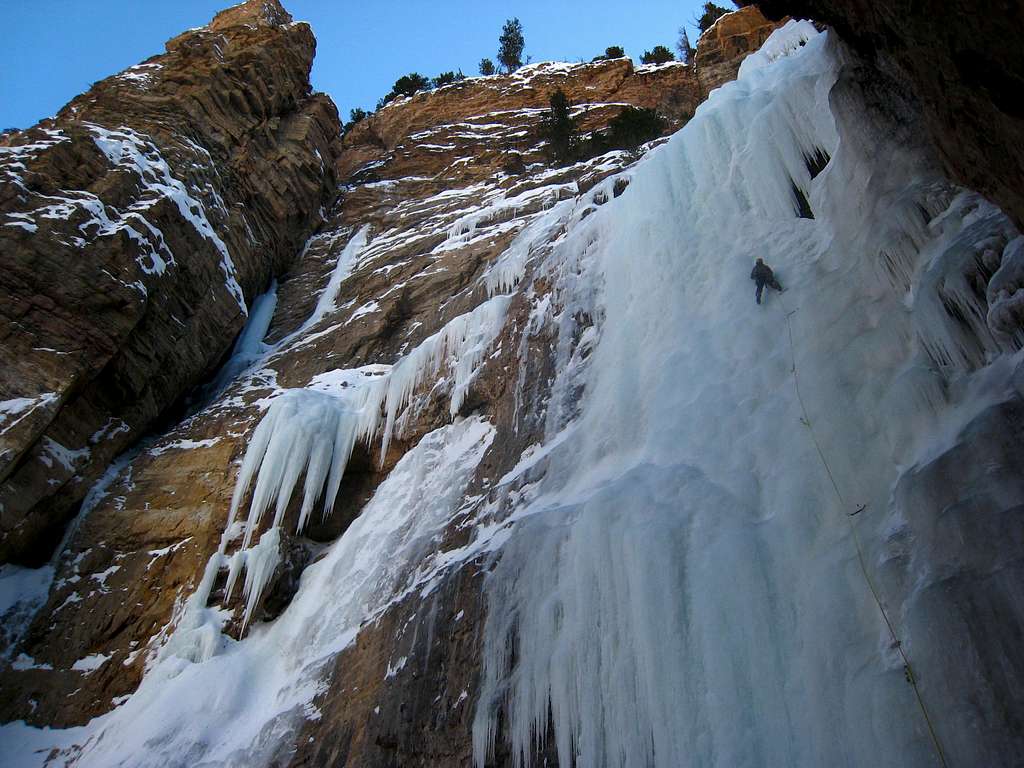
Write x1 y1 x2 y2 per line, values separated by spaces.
3 13 1024 768
757 0 1024 234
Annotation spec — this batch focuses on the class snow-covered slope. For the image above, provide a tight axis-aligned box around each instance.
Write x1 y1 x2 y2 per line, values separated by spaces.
4 19 1024 768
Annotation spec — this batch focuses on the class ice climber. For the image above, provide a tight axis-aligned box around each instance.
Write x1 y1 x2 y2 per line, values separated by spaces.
750 258 783 304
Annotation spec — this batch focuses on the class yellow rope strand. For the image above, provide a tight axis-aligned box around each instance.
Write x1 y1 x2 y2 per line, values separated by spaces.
783 308 949 768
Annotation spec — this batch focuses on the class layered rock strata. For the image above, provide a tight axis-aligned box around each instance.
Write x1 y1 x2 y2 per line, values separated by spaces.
0 0 341 565
695 5 790 91
338 57 704 183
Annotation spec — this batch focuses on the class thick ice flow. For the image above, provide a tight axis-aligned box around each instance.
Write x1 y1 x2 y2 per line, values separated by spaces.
472 22 1022 768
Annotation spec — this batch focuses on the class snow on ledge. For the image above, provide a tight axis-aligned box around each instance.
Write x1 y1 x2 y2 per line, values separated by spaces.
635 60 689 74
72 652 112 674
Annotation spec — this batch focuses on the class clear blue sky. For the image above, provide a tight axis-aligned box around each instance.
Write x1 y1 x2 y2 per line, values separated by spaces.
3 1 717 130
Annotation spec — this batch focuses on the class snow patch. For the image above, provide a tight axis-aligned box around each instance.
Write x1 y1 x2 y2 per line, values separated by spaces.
72 653 112 674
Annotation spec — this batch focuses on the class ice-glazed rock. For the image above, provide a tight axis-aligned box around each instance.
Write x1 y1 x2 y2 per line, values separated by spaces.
758 0 1024 232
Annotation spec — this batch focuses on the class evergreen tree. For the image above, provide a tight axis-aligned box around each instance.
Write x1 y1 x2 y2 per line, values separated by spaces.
432 70 465 88
498 18 525 73
479 58 496 76
542 89 579 165
605 45 625 59
676 27 695 65
641 45 675 65
696 2 731 33
392 73 431 97
380 73 431 107
607 107 666 150
342 107 369 135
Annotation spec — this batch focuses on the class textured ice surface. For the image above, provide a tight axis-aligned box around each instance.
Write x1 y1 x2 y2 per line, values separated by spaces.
205 282 279 398
0 564 55 660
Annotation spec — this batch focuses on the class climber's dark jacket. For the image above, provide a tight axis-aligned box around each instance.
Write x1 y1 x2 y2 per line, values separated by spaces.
750 262 775 285
750 261 782 304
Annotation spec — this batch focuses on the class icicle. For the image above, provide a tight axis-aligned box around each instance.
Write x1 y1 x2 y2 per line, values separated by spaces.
377 294 511 458
913 193 1016 373
222 548 245 603
227 389 362 549
239 527 280 630
987 235 1024 342
483 197 576 297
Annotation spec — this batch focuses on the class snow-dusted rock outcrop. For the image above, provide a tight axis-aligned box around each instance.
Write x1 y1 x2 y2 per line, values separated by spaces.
0 0 341 566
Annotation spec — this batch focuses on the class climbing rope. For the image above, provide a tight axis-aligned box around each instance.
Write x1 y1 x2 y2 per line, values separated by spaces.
782 306 950 768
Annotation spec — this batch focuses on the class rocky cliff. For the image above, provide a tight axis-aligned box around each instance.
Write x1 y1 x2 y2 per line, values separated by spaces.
3 4 1024 768
0 0 341 567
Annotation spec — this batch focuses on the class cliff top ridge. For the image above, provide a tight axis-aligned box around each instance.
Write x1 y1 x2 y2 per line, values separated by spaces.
209 0 293 31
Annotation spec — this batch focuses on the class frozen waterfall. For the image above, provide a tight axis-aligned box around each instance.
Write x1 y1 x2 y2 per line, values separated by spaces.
4 18 1021 768
471 21 1019 768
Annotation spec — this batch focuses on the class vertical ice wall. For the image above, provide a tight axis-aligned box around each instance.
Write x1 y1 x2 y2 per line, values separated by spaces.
473 21 1021 768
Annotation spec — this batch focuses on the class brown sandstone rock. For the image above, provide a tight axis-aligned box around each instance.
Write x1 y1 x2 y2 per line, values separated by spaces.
0 0 342 566
0 433 236 726
695 5 789 92
339 58 703 184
